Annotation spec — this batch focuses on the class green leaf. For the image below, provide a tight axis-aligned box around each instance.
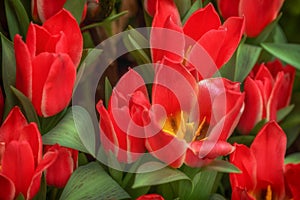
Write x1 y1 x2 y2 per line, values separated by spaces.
1 33 18 119
174 0 191 18
209 194 227 200
203 160 241 174
107 151 124 185
228 135 255 146
64 0 86 24
105 77 112 108
247 14 282 45
234 44 262 82
277 105 294 122
285 153 300 165
182 0 202 24
10 86 40 127
42 106 93 154
15 194 25 200
123 26 151 65
81 11 128 31
132 162 191 188
261 43 300 70
188 170 218 200
60 162 130 200
217 50 236 81
4 0 30 39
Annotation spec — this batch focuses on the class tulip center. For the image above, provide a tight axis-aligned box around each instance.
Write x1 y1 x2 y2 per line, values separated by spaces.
162 112 208 142
255 185 273 200
264 185 272 200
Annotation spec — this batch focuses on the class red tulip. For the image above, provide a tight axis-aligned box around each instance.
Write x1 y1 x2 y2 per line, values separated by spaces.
136 194 164 200
44 144 78 188
14 9 83 117
151 2 244 79
96 69 150 163
237 60 295 134
0 88 4 122
0 107 57 200
217 0 284 37
230 121 300 200
32 0 87 23
145 59 244 168
285 163 300 199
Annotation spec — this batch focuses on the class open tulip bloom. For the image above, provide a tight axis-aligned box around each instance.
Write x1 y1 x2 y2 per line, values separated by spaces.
0 0 300 199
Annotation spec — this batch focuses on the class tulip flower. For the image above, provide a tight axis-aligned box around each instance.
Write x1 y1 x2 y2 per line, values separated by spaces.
285 163 300 199
230 121 300 200
32 0 87 23
136 194 165 200
237 60 295 134
96 69 150 163
0 107 57 200
217 0 284 37
145 58 244 168
44 144 78 188
0 88 4 122
150 1 244 79
14 9 83 117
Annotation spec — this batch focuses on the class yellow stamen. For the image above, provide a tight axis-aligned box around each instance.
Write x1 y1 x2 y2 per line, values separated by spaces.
265 185 272 200
192 117 207 141
182 45 193 66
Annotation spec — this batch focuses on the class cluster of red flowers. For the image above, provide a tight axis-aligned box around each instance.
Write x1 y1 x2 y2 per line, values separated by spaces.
0 0 299 199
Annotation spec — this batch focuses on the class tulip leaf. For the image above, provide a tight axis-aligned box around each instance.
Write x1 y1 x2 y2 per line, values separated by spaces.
60 162 130 200
284 153 300 165
234 43 262 82
182 0 202 24
42 106 92 154
132 161 191 188
105 77 112 108
10 86 40 128
261 43 300 70
203 160 241 174
228 135 255 146
188 170 218 200
1 33 18 119
15 194 25 200
64 0 86 24
123 26 151 65
174 0 191 18
209 194 227 200
4 0 29 39
277 105 295 122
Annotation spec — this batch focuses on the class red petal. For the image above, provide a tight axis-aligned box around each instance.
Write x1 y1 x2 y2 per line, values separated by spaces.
46 145 75 188
285 163 300 200
250 121 286 198
146 130 187 168
31 53 75 117
237 77 263 134
151 0 180 28
216 16 244 68
37 0 66 22
27 149 58 199
0 107 27 143
0 175 15 200
43 9 83 67
14 35 32 99
2 141 35 198
183 3 221 46
217 0 240 19
229 144 256 193
152 58 198 116
144 0 157 17
239 0 284 37
0 88 3 122
137 194 165 200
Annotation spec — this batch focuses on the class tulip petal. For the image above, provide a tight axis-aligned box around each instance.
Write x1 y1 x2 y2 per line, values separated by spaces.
45 145 75 188
237 77 263 134
183 4 221 46
14 35 32 99
31 53 75 117
239 0 284 37
27 149 58 200
37 0 66 22
285 163 300 200
217 0 240 19
152 0 180 28
43 9 83 67
2 141 35 198
230 144 256 193
0 175 15 200
216 16 244 68
250 122 286 198
0 107 27 143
